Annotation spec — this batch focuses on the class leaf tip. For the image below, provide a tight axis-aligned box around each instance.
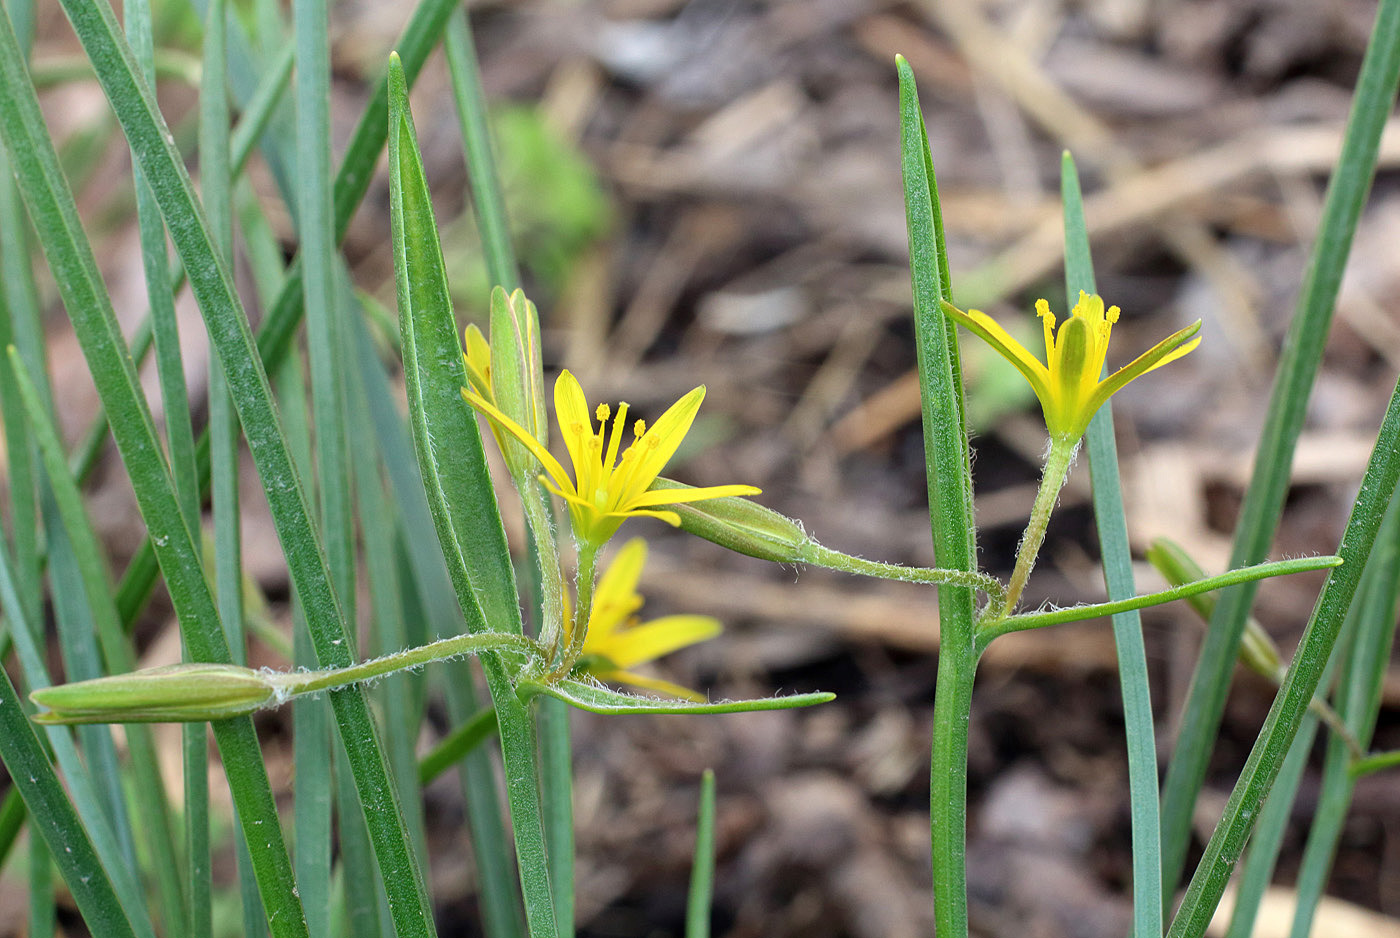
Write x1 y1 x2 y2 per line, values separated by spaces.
895 53 915 85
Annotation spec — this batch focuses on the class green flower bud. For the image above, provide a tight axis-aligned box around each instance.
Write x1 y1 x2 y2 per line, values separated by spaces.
488 286 548 480
649 477 811 563
30 663 280 725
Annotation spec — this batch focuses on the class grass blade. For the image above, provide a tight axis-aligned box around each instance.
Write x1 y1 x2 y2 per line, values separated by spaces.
290 0 345 927
277 333 334 938
50 2 441 932
111 0 459 634
1222 713 1318 938
686 770 717 938
347 310 428 871
390 54 559 938
444 9 518 292
0 513 150 938
897 55 977 938
1167 374 1400 937
1287 489 1400 936
0 667 139 938
351 312 526 938
1061 151 1162 937
0 9 308 933
13 348 186 932
1159 0 1400 895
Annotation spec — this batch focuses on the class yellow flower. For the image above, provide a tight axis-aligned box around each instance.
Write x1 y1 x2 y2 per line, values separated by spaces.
942 292 1201 442
575 538 721 701
464 369 760 546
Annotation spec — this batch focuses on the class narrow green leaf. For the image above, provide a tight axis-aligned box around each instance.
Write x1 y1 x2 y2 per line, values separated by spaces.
291 0 347 928
1287 488 1400 937
0 789 25 876
349 324 429 873
189 0 234 933
14 346 186 932
28 831 54 938
1160 0 1400 896
417 706 499 785
337 746 387 938
390 53 557 938
0 7 307 933
686 769 717 938
0 516 148 938
1167 374 1400 937
897 56 979 938
276 337 333 938
538 697 574 938
1351 749 1400 777
1223 713 1318 938
111 0 460 633
351 290 525 938
51 2 439 932
0 666 140 938
444 9 518 292
1062 151 1162 938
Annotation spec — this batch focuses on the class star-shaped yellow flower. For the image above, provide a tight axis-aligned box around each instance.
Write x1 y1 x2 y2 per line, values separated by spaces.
464 369 760 546
574 538 721 701
942 292 1201 442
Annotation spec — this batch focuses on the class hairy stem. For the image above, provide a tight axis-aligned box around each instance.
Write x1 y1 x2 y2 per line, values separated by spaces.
1003 437 1076 616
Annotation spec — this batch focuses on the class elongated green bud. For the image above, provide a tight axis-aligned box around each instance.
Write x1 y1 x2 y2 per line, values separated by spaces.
650 477 811 563
30 663 280 725
489 286 548 480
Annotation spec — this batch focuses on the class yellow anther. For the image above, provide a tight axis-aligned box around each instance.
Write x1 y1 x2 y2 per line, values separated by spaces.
596 403 610 423
634 419 646 438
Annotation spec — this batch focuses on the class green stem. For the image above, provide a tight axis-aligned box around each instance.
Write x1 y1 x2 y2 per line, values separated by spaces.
799 543 1005 608
271 633 541 698
930 647 976 938
539 698 573 938
557 545 598 674
978 556 1343 651
1003 437 1076 616
418 707 499 786
1350 749 1400 778
520 480 566 658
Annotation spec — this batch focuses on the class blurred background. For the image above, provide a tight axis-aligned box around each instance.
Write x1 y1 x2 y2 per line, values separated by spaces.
21 0 1400 935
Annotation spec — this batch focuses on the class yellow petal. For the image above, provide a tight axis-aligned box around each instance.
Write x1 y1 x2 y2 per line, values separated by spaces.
554 370 597 492
941 301 1054 404
627 483 762 509
1085 321 1202 422
587 539 648 640
598 507 683 528
462 387 576 496
596 615 722 669
612 386 705 499
462 324 493 398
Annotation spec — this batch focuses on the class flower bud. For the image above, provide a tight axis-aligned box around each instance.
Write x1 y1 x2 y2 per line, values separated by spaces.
649 477 811 563
488 286 548 479
30 663 280 725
